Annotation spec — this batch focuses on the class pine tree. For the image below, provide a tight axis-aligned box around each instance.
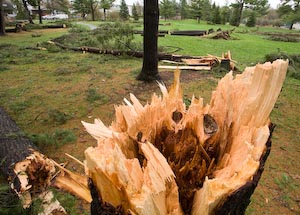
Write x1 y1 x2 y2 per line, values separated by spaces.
132 4 139 21
100 0 115 21
213 5 221 24
160 0 175 20
73 0 91 19
220 6 230 24
246 11 256 27
180 0 188 19
119 0 129 20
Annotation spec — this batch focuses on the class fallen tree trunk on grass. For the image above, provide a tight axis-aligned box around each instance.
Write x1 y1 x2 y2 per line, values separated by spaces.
47 41 233 70
0 107 66 214
170 30 208 36
70 59 287 214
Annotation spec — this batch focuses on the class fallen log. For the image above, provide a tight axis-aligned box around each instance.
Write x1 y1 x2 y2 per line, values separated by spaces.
170 30 207 36
0 107 66 213
76 59 288 214
47 40 221 62
42 24 67 29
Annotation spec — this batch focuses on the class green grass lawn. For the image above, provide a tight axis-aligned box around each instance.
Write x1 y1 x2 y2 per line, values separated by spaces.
0 19 299 214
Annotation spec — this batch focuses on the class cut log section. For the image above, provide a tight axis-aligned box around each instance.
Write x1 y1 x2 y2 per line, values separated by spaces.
81 59 288 215
159 51 233 71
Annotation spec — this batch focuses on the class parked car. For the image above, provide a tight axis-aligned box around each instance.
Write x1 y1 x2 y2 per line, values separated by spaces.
42 14 68 20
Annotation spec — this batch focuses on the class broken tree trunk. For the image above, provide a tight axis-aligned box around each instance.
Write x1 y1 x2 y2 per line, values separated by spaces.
48 41 232 70
0 107 66 213
80 59 288 215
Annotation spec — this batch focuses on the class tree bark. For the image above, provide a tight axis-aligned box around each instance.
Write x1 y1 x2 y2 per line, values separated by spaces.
91 3 95 21
0 106 56 208
237 1 244 27
38 2 42 24
103 8 106 21
0 0 5 36
136 0 161 82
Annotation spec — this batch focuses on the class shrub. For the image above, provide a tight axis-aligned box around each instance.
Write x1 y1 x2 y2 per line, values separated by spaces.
29 129 77 147
86 88 110 104
265 52 300 80
48 109 72 125
93 22 135 51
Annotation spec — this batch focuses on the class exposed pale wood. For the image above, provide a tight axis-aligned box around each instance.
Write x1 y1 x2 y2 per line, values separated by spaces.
65 153 85 166
158 65 212 71
79 60 288 215
161 60 186 65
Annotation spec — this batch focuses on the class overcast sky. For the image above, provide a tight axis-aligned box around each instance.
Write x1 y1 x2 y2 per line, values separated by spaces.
116 0 281 9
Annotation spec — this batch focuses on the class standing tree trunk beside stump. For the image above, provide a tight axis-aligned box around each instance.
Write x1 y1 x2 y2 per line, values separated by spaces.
136 0 161 82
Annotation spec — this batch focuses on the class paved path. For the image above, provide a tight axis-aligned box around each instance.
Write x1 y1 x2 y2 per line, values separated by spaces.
76 22 98 30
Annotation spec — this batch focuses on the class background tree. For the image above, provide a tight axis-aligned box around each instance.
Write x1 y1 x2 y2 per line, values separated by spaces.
132 3 139 20
179 0 188 19
190 0 202 22
119 0 129 20
230 0 269 26
190 0 211 23
137 0 160 82
11 0 26 19
256 8 281 26
135 1 142 16
171 0 179 17
21 0 34 23
100 0 114 21
73 0 91 19
212 4 221 24
89 0 98 21
220 5 230 24
0 0 5 36
160 0 175 20
246 10 256 26
45 0 70 15
27 0 43 24
278 0 300 30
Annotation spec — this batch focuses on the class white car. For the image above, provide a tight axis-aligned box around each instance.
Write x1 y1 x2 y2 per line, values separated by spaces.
54 14 68 19
43 14 68 20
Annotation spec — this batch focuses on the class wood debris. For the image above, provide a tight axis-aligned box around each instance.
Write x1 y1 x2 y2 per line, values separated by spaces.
159 51 234 71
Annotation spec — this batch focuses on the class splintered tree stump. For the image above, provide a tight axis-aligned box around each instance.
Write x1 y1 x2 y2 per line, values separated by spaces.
0 107 66 213
80 60 288 215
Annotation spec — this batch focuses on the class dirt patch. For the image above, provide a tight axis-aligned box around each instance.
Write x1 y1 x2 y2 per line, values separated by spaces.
130 70 212 100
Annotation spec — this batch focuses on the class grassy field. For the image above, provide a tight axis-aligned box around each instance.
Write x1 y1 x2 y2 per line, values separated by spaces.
0 19 299 214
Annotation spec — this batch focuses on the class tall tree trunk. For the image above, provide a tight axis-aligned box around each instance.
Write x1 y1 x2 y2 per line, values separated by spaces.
91 3 95 21
289 21 294 30
103 8 106 21
237 1 244 27
137 0 161 82
21 0 34 24
38 1 42 24
0 0 6 36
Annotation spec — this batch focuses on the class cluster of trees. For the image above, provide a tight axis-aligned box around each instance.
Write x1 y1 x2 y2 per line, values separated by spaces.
72 0 142 21
160 0 268 26
159 0 299 28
